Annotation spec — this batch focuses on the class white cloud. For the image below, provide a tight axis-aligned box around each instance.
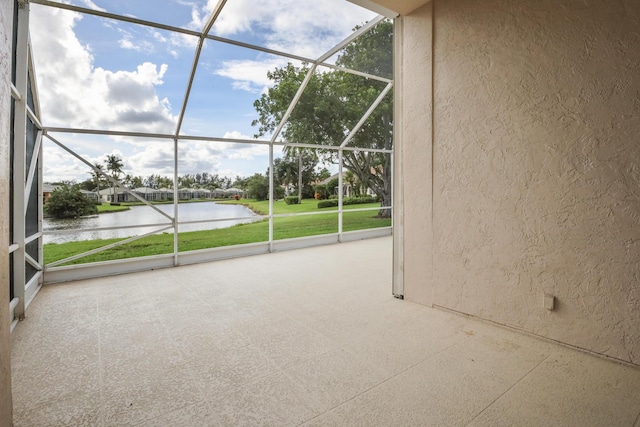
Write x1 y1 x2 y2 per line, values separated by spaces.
196 0 376 92
79 0 106 13
151 30 168 44
32 0 371 182
169 31 200 51
43 130 274 182
205 0 375 56
222 130 251 140
43 143 88 183
30 5 177 133
118 31 156 53
221 131 270 159
108 132 271 179
119 38 135 50
213 58 289 93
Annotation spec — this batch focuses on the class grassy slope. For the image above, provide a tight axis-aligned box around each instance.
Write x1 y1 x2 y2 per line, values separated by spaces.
96 204 130 213
44 199 390 266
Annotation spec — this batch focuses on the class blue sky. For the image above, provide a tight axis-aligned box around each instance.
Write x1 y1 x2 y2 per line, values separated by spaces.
30 0 377 184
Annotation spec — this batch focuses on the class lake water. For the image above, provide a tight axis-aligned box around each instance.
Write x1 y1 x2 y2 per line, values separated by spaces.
43 202 261 244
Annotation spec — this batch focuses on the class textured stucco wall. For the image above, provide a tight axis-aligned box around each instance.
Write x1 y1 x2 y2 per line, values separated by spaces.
400 0 640 365
0 0 14 424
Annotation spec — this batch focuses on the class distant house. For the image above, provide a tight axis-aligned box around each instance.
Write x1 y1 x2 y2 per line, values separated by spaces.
212 188 226 198
131 187 166 202
225 187 244 198
42 183 58 204
177 188 191 200
208 187 244 199
157 188 174 200
79 189 99 202
283 183 295 197
96 187 217 202
315 172 376 198
188 188 209 199
98 186 175 203
316 173 352 197
44 184 98 203
98 188 136 203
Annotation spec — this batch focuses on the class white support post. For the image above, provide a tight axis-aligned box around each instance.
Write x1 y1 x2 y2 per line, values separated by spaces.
12 0 30 320
392 17 404 298
338 149 344 242
268 144 274 252
297 153 302 205
173 138 179 265
37 112 44 287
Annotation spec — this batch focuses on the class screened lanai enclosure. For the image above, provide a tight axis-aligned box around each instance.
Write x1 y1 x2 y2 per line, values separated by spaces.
8 0 394 327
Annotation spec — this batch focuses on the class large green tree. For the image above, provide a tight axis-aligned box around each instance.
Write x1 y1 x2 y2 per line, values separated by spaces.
244 173 269 201
273 151 318 201
46 184 98 219
252 20 393 217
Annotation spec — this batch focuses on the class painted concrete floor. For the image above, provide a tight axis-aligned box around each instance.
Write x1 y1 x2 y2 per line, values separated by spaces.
10 237 640 426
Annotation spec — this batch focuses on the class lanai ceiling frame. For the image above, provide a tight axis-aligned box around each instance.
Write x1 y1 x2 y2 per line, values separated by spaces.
20 0 394 278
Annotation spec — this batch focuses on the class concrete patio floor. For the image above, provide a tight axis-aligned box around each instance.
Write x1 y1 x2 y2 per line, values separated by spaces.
10 237 640 426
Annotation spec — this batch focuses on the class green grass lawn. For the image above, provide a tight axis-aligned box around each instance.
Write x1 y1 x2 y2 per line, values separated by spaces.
96 204 130 213
218 198 320 215
44 199 390 266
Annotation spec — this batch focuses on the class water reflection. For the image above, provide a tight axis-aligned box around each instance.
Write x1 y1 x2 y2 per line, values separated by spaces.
43 202 261 244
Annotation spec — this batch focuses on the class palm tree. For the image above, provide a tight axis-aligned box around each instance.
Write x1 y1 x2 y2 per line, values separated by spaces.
344 170 357 197
282 146 316 203
92 163 105 202
105 154 124 202
122 174 133 189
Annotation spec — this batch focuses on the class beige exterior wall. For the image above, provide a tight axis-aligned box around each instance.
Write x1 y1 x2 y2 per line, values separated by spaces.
398 0 640 366
0 0 14 423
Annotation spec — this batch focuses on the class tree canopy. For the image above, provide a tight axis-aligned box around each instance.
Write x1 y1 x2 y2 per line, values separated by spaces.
252 20 393 216
242 173 270 201
273 151 318 200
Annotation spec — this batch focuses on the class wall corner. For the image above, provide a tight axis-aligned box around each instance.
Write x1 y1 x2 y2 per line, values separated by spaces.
392 2 434 306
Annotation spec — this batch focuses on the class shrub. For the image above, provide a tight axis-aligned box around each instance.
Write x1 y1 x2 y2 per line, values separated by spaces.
47 184 98 219
274 186 285 200
317 200 337 209
284 196 299 205
302 185 315 199
317 196 378 209
346 195 377 204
